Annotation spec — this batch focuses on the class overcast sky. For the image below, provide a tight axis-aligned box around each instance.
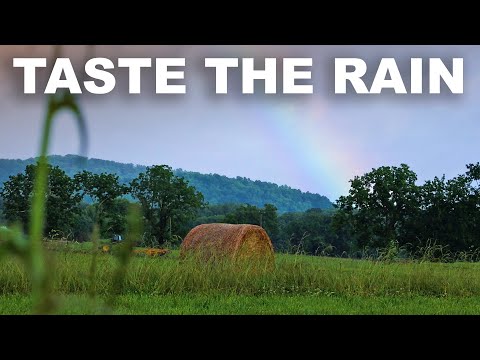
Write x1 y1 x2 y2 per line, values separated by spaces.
1 45 479 201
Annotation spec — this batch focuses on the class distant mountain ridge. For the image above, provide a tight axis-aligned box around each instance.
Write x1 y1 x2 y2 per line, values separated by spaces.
0 155 333 213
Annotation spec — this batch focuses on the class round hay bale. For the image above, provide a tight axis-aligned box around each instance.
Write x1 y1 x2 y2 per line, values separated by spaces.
180 223 274 264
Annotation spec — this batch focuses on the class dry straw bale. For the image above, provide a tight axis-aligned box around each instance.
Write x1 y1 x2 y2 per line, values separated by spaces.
133 248 168 257
180 223 274 264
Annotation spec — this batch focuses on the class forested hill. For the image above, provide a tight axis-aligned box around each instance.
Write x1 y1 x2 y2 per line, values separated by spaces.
0 155 333 213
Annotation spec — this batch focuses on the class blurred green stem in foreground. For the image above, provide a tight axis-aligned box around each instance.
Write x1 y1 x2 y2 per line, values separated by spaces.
29 91 85 314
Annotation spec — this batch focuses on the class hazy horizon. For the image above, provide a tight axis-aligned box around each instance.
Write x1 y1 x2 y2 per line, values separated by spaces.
1 45 479 201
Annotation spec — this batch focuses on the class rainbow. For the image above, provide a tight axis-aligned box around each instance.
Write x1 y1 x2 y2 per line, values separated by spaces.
213 45 375 201
255 100 374 202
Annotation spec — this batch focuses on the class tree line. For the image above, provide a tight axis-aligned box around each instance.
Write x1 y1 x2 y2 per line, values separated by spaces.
335 163 480 255
1 162 480 258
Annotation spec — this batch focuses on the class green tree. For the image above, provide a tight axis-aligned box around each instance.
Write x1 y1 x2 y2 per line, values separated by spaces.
130 165 204 246
416 164 480 251
224 204 262 225
335 164 420 249
74 171 128 237
279 209 351 255
0 191 6 224
71 203 96 242
224 203 279 241
1 171 32 229
261 204 279 240
107 198 130 236
0 163 82 236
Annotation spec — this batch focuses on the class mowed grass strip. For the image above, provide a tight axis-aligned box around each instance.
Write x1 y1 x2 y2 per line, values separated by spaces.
2 293 480 315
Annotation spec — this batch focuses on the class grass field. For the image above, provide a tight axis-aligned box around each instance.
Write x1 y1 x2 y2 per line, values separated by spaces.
1 243 480 314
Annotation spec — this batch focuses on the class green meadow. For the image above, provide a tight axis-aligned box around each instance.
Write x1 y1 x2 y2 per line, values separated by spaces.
1 246 480 315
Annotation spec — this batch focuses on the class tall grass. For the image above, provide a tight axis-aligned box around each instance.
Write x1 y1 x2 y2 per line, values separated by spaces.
0 251 479 299
107 205 142 308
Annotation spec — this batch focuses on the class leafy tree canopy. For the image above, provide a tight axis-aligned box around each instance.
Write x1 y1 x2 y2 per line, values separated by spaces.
0 163 82 236
74 171 129 237
130 165 204 246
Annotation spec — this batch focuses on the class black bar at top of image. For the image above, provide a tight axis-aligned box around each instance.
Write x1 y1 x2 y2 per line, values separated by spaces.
0 7 477 44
